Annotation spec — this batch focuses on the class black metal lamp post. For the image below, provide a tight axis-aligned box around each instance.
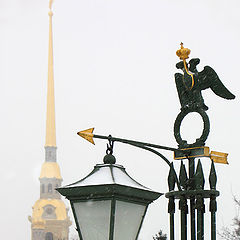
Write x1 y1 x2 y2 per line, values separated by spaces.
58 44 235 240
57 153 162 240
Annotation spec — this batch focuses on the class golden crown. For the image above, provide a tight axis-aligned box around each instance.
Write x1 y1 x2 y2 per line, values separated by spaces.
176 43 191 60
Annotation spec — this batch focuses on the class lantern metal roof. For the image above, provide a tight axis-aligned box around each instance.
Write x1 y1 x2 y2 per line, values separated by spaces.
57 163 162 203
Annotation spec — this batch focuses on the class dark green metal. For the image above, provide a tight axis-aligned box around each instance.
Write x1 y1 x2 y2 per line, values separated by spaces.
174 109 210 148
210 196 217 240
70 201 84 240
174 58 235 149
179 162 188 240
94 134 183 153
168 163 176 240
171 54 234 239
168 199 175 240
188 158 195 190
168 162 176 191
170 213 174 240
175 59 235 112
103 154 116 164
190 197 196 240
121 140 183 191
179 196 188 240
195 160 205 240
58 161 160 240
174 146 208 160
91 134 183 191
109 199 116 240
209 161 217 190
188 158 196 240
72 49 235 240
209 161 217 240
165 158 220 240
179 161 188 190
165 189 219 199
196 195 205 240
81 124 221 240
60 183 160 204
195 160 205 190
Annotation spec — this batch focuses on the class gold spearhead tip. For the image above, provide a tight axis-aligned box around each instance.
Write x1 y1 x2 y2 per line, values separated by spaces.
49 0 54 10
77 128 95 145
176 42 191 60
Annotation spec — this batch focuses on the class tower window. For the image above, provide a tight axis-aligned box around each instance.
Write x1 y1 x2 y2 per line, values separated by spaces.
46 207 53 215
48 183 52 193
45 232 53 240
42 205 56 219
41 184 45 193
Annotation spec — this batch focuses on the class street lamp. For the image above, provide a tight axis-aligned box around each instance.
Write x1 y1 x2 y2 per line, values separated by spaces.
57 153 162 240
58 44 235 240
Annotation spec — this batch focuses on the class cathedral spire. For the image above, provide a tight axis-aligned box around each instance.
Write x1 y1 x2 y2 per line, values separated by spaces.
45 1 56 147
29 2 71 238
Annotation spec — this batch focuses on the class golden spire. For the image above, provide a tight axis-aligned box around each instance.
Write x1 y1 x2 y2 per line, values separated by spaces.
45 0 56 146
49 0 54 10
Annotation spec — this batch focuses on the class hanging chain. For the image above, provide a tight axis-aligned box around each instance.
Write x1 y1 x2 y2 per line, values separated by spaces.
106 135 114 155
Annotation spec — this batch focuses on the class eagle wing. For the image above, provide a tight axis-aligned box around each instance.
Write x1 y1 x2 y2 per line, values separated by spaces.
198 66 235 100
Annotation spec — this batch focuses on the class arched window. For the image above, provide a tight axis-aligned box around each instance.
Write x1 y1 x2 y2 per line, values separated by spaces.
45 232 53 240
41 184 45 193
48 183 52 193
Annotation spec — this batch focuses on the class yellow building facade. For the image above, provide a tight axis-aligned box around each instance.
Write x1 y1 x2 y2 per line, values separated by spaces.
28 2 71 240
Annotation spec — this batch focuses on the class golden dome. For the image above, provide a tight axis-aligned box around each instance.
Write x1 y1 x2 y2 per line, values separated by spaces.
40 162 62 179
31 199 69 229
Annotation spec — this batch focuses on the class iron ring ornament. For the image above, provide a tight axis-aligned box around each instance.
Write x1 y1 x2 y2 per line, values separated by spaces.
174 108 210 149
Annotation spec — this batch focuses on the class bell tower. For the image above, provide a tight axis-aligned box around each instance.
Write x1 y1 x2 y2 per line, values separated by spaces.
28 2 71 239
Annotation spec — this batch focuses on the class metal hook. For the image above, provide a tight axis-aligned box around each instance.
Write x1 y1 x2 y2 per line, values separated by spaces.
106 135 114 155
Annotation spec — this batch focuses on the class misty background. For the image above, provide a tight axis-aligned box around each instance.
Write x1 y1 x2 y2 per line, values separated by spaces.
0 0 240 239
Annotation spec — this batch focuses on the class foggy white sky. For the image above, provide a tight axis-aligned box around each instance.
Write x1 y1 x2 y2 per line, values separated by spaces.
0 0 240 239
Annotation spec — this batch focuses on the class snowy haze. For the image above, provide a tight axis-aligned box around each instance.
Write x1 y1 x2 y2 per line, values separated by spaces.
0 0 240 239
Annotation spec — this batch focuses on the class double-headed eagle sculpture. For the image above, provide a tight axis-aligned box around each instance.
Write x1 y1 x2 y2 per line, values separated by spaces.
175 43 235 111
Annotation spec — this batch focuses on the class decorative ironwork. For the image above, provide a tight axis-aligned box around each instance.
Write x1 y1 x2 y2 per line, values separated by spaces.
103 135 116 164
165 44 235 240
76 44 235 240
174 108 210 148
179 161 188 190
174 43 235 149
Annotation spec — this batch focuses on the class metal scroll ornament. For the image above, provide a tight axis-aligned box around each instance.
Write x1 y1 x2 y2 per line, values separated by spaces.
174 43 235 148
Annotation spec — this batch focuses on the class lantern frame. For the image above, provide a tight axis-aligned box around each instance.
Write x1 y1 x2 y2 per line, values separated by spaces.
57 162 162 240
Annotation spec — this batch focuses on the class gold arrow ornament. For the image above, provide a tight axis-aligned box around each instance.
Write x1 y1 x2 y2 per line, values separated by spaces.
77 128 95 145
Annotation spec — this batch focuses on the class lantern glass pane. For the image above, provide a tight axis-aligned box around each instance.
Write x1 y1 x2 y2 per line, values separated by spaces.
73 200 111 240
114 200 147 240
